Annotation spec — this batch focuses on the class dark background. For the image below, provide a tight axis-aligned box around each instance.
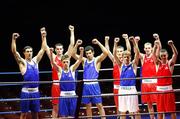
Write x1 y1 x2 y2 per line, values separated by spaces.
0 0 180 117
0 0 180 72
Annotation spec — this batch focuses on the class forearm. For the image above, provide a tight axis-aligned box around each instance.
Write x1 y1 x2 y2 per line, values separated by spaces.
125 38 131 52
98 41 108 55
70 30 75 46
11 39 17 53
105 39 110 51
71 43 79 60
41 36 47 51
113 41 118 55
171 44 178 56
133 40 140 64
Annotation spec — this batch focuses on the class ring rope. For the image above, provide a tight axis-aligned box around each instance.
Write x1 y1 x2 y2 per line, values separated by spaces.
0 64 180 117
78 111 180 118
0 75 180 85
0 64 180 75
0 89 180 102
1 105 180 115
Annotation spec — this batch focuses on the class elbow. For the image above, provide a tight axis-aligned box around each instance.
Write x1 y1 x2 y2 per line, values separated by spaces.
104 49 109 56
11 48 16 54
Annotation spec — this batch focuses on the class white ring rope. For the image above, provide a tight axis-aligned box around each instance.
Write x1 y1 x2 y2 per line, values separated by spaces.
0 75 180 85
0 89 180 102
0 63 180 75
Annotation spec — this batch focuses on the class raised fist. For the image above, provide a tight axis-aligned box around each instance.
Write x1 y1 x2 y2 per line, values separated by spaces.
49 47 54 53
154 40 159 45
92 38 98 44
168 40 173 46
12 33 20 39
40 27 47 37
134 36 140 42
129 36 135 42
114 37 120 43
79 47 84 51
153 33 159 40
105 36 110 41
69 25 74 31
122 34 128 39
76 39 83 46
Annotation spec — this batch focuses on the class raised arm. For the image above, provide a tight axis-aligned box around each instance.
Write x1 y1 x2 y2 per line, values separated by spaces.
64 25 75 57
34 27 47 63
122 34 131 52
113 37 122 65
134 36 144 64
153 33 162 58
168 40 178 66
92 38 108 63
11 33 25 65
49 48 62 72
153 40 161 64
130 36 140 66
71 39 84 60
153 33 162 50
71 47 84 72
104 36 114 62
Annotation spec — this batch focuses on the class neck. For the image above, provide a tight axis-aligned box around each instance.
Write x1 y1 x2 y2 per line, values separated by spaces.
146 53 152 57
64 68 69 72
162 60 168 64
26 58 32 62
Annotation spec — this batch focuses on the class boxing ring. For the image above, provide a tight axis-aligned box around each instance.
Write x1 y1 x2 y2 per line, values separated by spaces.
0 64 180 119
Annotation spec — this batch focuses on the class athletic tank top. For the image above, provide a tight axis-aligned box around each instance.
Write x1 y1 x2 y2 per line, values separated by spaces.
157 62 172 86
52 56 63 80
60 69 75 91
83 58 99 80
113 64 120 85
142 55 157 78
23 60 39 88
120 63 136 86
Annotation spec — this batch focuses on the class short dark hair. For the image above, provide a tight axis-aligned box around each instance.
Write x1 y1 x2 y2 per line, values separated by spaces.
23 46 33 52
55 43 63 48
85 45 94 52
61 54 69 61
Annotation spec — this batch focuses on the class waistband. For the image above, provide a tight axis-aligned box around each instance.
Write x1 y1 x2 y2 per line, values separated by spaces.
142 78 157 83
60 91 76 96
157 85 173 91
83 79 98 84
114 85 120 89
119 86 136 90
22 87 39 93
52 80 59 85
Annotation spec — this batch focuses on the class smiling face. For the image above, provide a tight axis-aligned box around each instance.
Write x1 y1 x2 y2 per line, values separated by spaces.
144 43 153 56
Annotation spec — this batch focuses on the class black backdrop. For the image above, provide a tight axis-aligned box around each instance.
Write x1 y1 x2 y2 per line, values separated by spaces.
0 0 180 72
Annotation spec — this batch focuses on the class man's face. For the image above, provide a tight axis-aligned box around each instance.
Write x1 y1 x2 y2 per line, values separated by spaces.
24 48 33 60
116 48 124 62
123 54 131 65
160 52 168 61
62 59 70 70
85 50 94 60
144 44 152 55
55 46 64 55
